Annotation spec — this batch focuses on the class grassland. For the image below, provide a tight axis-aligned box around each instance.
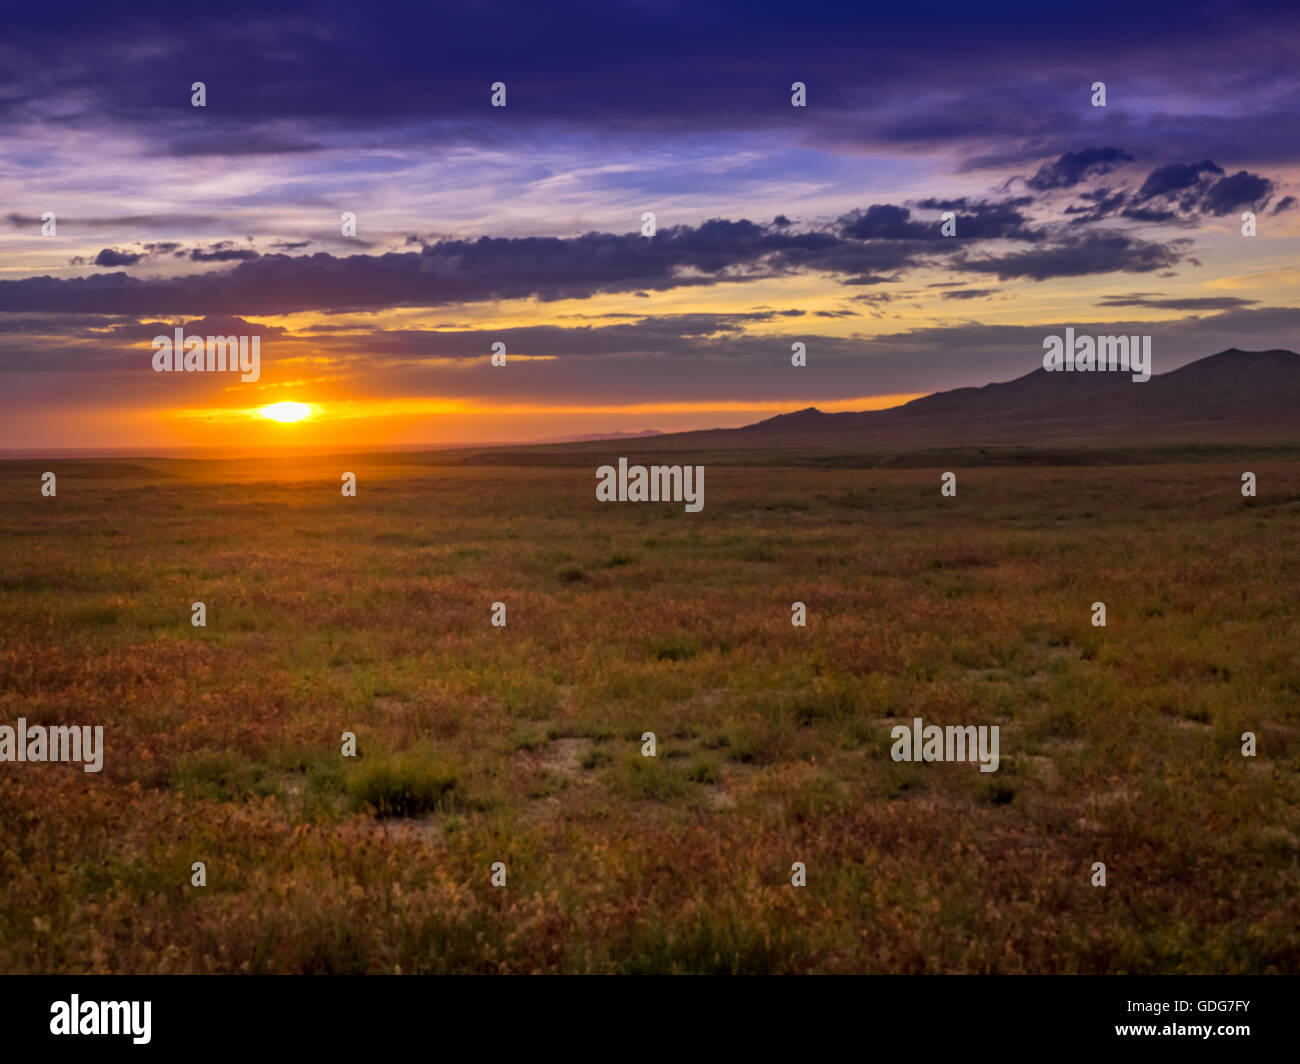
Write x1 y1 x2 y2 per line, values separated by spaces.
1 454 1298 973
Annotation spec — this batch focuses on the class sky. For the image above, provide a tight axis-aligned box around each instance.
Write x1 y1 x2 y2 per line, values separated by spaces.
1 0 1298 452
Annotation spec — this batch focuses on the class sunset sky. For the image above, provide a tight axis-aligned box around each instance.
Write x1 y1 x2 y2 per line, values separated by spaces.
2 0 1298 452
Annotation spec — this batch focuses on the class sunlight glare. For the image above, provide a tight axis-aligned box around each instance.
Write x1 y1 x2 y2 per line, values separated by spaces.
258 402 313 423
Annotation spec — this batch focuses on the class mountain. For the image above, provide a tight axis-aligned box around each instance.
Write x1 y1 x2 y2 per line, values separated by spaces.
715 348 1300 449
442 349 1300 465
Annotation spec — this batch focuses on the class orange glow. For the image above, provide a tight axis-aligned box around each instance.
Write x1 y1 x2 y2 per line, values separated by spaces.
185 393 924 425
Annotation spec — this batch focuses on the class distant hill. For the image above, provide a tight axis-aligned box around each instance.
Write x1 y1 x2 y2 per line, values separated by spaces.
735 348 1300 446
538 348 1300 455
436 348 1300 466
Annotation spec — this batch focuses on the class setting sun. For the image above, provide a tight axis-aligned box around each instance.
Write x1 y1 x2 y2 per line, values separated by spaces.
258 402 313 423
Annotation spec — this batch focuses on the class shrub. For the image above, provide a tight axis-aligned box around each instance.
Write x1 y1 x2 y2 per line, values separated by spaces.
346 754 457 817
170 749 278 803
648 631 702 662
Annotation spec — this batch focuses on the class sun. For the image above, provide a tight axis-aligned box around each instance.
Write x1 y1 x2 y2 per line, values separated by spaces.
258 401 313 423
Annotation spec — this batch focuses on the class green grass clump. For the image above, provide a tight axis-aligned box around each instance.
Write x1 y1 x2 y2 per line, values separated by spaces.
685 756 720 783
346 753 457 818
602 754 688 801
170 749 279 803
647 631 702 661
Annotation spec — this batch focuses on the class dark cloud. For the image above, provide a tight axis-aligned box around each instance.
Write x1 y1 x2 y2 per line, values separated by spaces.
93 248 144 267
1064 188 1128 224
838 199 1041 243
1119 206 1179 223
0 217 860 314
0 314 118 334
1133 160 1224 202
1200 170 1274 215
942 288 997 300
912 197 1042 239
1025 147 1135 191
840 205 930 240
73 242 184 266
1124 160 1277 218
189 245 261 262
1 0 1296 175
1096 295 1258 310
0 202 1197 316
6 212 222 230
1034 157 1282 226
953 230 1184 281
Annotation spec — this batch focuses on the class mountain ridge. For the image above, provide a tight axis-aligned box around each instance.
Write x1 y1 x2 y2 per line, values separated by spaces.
715 347 1300 447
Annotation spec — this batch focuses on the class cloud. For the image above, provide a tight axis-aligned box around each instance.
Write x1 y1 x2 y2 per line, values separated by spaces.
1132 160 1225 202
839 205 929 240
92 248 144 267
1025 147 1135 190
1096 295 1258 310
1064 188 1128 224
1119 206 1180 223
838 200 1040 243
1125 160 1277 218
1200 170 1274 215
0 200 1202 316
189 244 261 262
2 0 1298 177
953 230 1185 281
866 304 1300 364
0 217 860 315
1049 157 1282 225
911 197 1042 239
6 212 222 230
159 130 328 158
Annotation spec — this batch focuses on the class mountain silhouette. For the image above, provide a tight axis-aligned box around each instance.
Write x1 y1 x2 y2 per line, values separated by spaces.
453 349 1300 464
715 348 1300 448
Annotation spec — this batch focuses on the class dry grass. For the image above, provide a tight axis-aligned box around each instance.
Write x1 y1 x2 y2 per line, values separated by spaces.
0 456 1297 972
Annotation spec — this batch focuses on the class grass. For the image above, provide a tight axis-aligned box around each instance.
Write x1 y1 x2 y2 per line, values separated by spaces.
170 749 281 803
0 454 1297 972
345 752 458 818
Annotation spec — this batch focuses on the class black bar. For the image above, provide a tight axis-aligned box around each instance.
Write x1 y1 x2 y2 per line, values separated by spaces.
3 974 1292 1053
